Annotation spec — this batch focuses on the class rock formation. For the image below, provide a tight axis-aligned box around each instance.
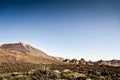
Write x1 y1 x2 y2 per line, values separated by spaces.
63 58 120 66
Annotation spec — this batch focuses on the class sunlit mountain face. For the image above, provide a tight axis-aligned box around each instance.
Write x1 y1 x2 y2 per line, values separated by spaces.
0 42 63 64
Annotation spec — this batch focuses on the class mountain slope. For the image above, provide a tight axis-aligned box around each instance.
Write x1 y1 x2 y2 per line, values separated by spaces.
0 42 53 59
0 49 59 64
0 42 63 64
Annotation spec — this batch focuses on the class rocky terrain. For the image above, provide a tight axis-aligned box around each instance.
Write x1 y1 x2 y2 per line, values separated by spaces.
0 42 119 80
63 58 120 66
0 63 120 80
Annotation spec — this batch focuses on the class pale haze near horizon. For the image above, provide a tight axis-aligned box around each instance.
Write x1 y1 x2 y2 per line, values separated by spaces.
0 0 120 61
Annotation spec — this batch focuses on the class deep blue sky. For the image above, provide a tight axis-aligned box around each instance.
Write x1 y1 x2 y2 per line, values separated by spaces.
0 0 120 61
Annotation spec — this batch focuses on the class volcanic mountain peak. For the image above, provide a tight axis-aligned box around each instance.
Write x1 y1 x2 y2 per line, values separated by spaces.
0 42 53 59
18 41 26 46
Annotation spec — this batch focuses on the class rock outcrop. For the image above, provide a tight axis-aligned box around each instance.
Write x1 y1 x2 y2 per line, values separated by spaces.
95 59 120 66
63 58 120 66
63 58 87 65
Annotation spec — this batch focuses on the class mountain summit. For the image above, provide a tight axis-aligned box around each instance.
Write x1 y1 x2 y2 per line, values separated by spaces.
0 42 59 61
0 42 55 60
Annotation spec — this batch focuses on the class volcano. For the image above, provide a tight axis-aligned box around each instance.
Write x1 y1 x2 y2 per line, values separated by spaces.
0 42 62 63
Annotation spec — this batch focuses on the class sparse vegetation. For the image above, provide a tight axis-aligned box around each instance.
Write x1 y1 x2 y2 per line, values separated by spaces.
0 62 119 80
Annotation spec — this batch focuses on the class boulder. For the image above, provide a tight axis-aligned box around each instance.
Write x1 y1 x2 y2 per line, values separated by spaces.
74 72 86 78
50 70 61 79
70 59 79 64
98 76 105 80
62 71 87 80
63 59 70 63
86 77 92 80
63 69 72 74
12 75 32 80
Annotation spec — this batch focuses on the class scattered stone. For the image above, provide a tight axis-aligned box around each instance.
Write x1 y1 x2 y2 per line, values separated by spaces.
63 69 72 74
12 75 32 80
98 76 105 80
27 69 36 75
11 72 23 77
50 70 61 79
62 71 87 80
86 77 92 80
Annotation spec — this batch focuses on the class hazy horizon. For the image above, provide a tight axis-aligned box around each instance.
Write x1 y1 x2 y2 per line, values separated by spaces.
0 0 120 61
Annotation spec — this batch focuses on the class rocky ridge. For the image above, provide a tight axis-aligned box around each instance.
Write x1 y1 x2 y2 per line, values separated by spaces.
63 58 120 66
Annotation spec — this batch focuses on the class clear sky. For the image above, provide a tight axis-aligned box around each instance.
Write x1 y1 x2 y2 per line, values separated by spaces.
0 0 120 61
